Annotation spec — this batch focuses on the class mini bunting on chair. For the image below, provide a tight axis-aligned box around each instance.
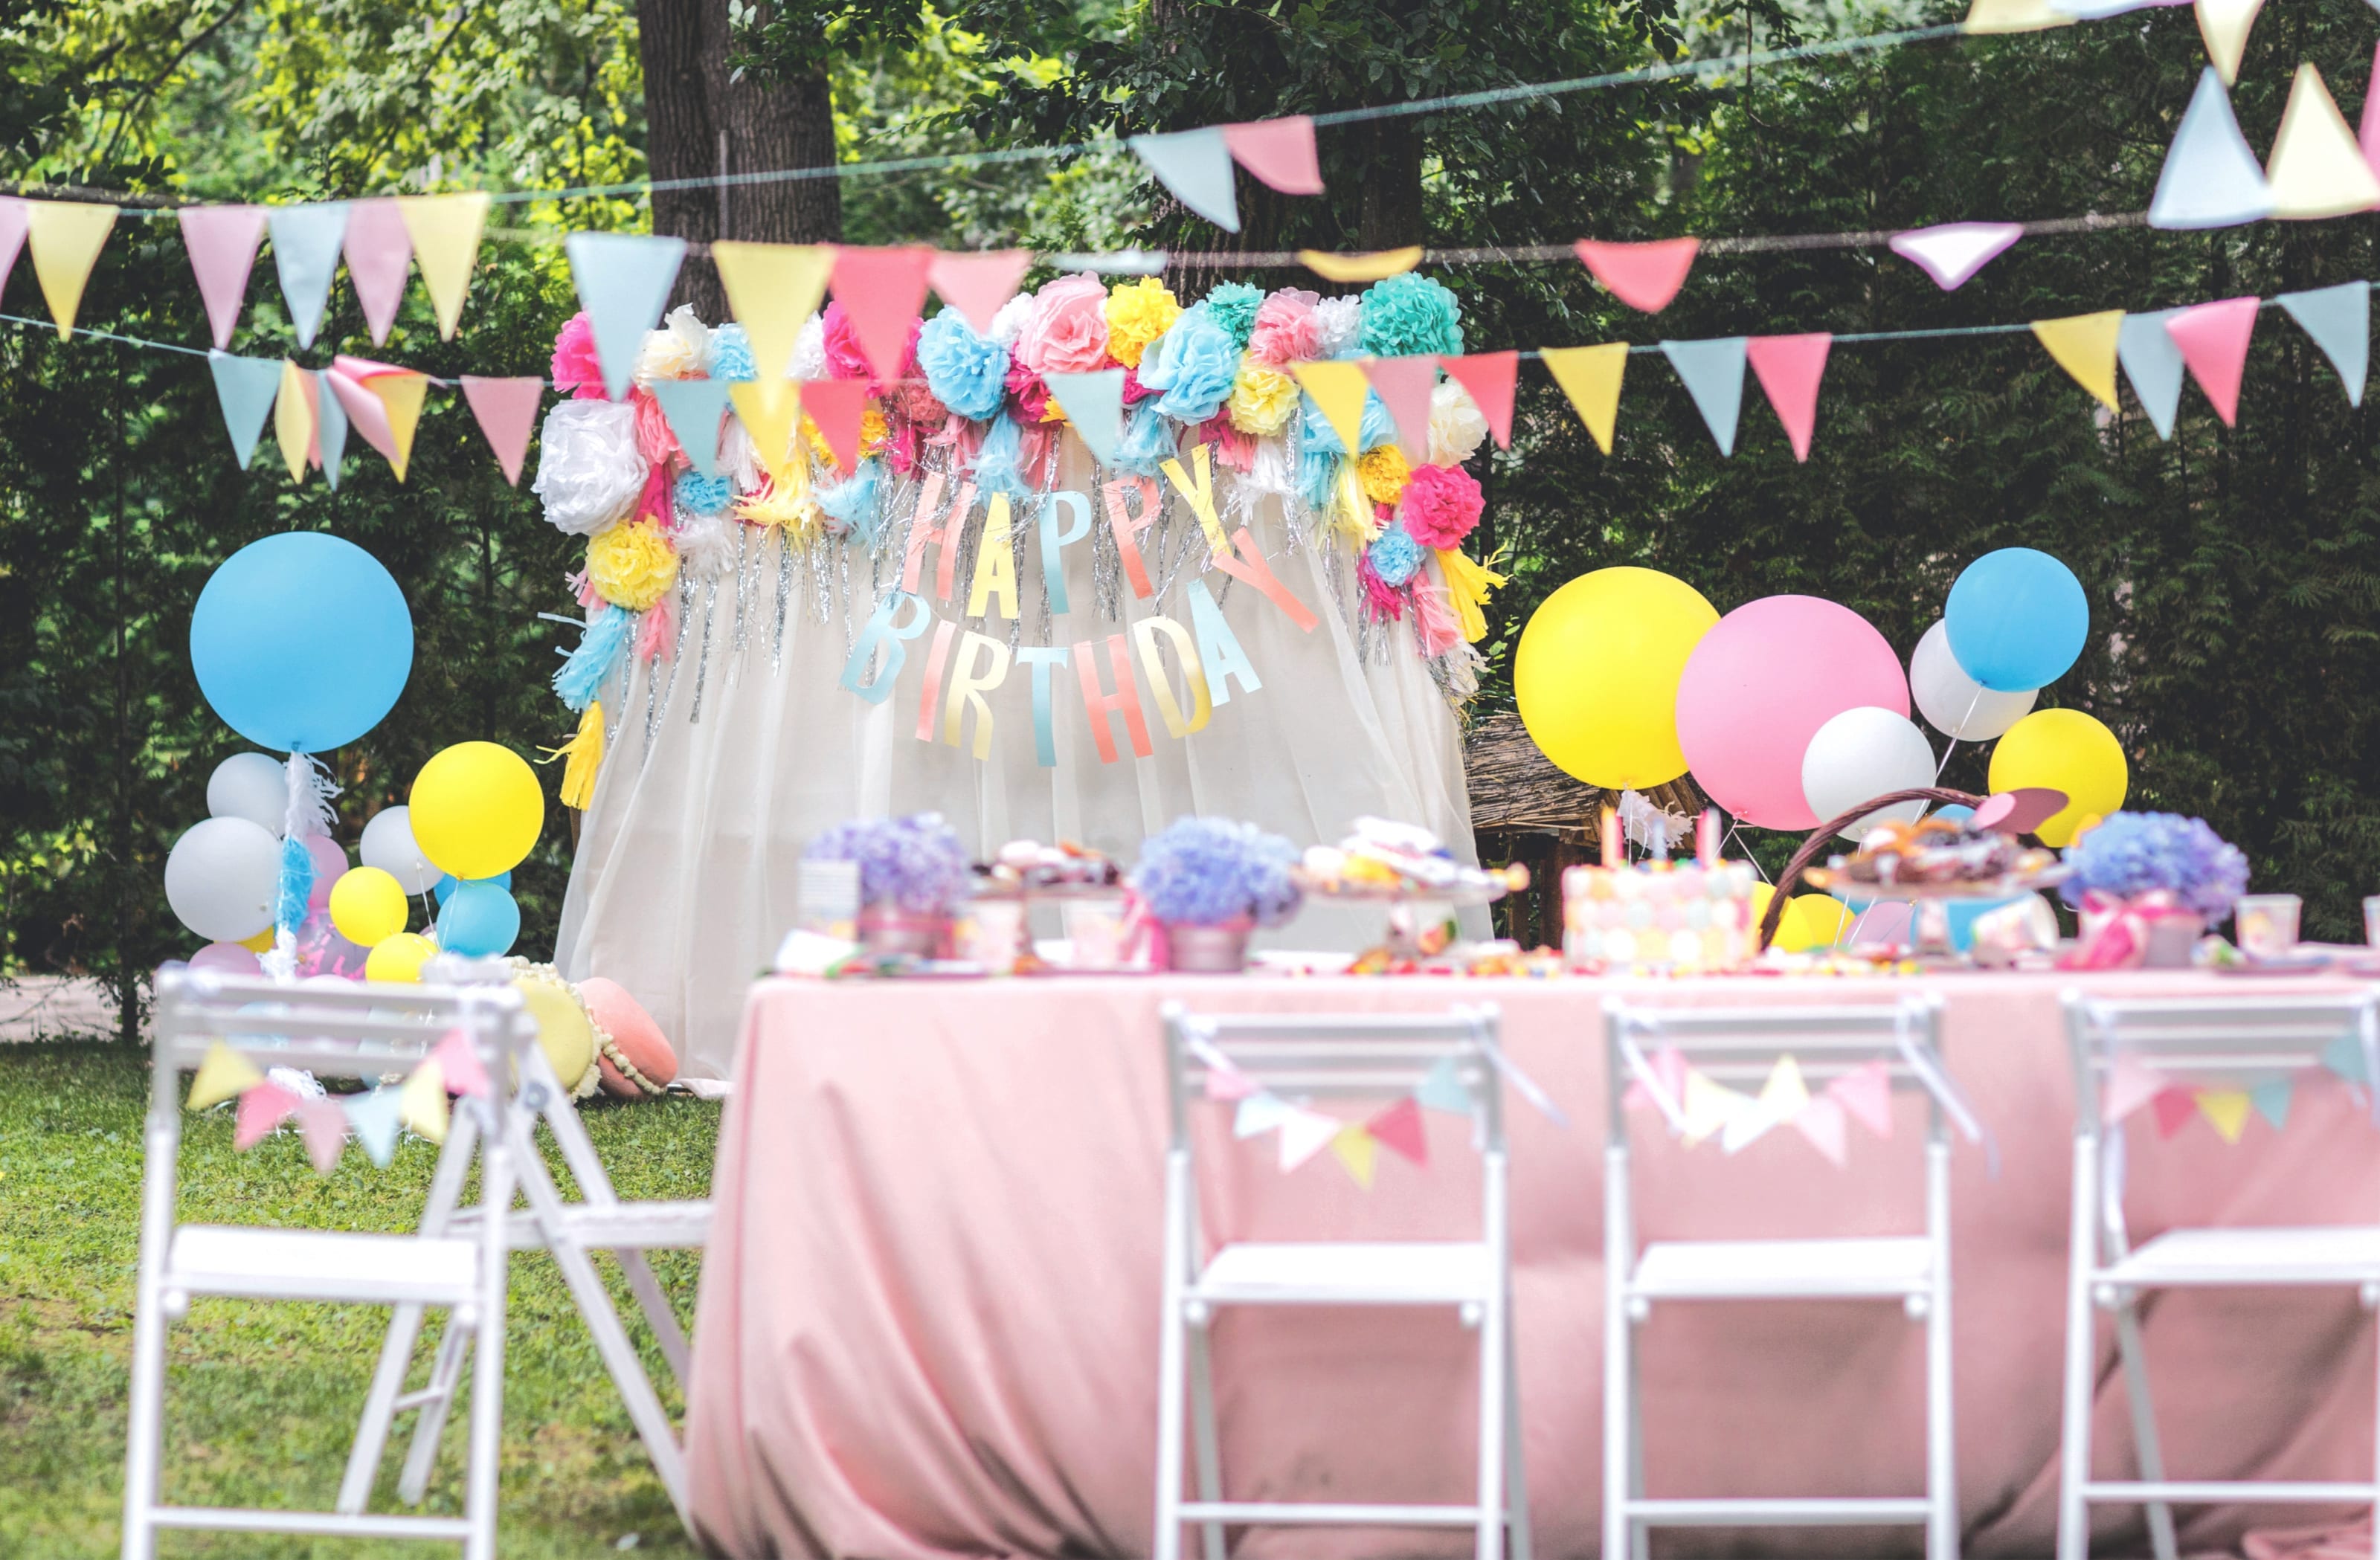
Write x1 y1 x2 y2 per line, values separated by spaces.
342 198 412 346
460 376 544 486
1129 127 1241 232
234 1082 300 1150
800 377 869 474
713 241 835 381
2265 63 2380 219
2250 1076 2294 1129
1827 1059 1894 1138
1681 1069 1749 1147
828 245 936 386
1662 337 1749 457
1299 248 1421 283
1441 352 1517 448
1331 1123 1380 1188
296 1097 349 1175
24 199 116 338
1367 1096 1429 1166
1290 360 1371 453
206 351 283 471
2277 282 2369 407
187 1040 266 1111
1574 238 1699 314
1888 222 2022 291
2030 310 2126 412
344 1086 402 1167
273 360 314 483
2150 1085 2199 1138
178 205 266 350
398 191 490 340
2194 0 2263 86
2320 1031 2369 1083
927 249 1032 335
2196 1088 2253 1143
2164 295 2258 427
2150 69 2273 230
1416 1055 1471 1115
1363 356 1439 459
1046 370 1128 465
2117 309 2188 440
1223 116 1325 193
398 1057 449 1144
266 203 349 350
1235 1091 1298 1138
1621 1045 1689 1115
430 1028 491 1098
1792 1094 1850 1165
1541 343 1628 454
566 232 689 401
649 377 734 478
2103 1054 2170 1123
1278 1107 1342 1170
1746 332 1831 461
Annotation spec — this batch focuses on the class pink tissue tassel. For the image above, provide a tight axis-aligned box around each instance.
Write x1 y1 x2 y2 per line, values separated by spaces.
636 593 675 662
1411 582 1464 657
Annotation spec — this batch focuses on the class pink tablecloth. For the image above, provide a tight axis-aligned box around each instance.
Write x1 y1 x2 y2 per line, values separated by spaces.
683 972 2379 1560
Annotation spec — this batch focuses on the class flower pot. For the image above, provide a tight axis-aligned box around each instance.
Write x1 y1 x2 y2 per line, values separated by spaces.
857 908 945 959
2141 912 2205 968
1164 919 1253 973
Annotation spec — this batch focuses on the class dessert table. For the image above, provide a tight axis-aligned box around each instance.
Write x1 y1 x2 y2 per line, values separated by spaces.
682 970 2379 1560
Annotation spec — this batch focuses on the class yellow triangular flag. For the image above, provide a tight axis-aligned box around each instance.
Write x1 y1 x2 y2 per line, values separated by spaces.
25 200 118 338
2030 311 2125 413
1298 246 1423 284
1961 0 2075 33
713 242 834 381
2195 0 2262 86
1681 1068 1747 1147
398 1057 449 1144
367 372 430 483
398 192 491 340
2265 64 2380 219
2196 1088 2253 1144
1758 1054 1812 1122
274 361 313 483
1542 343 1629 454
728 379 804 484
187 1040 266 1112
1290 360 1370 455
1331 1123 1380 1189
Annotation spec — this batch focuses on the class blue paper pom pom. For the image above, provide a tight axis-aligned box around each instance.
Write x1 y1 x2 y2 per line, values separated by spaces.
817 458 885 542
675 470 733 515
1138 304 1241 425
707 323 756 382
969 414 1032 496
1114 406 1180 475
916 310 1010 422
1360 273 1464 358
1367 523 1425 587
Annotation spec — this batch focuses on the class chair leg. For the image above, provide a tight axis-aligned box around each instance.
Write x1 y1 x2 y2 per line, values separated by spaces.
1185 1319 1226 1560
1503 1309 1531 1560
1927 1240 1959 1560
620 1252 692 1386
2114 1306 2178 1560
2056 1134 2100 1560
397 1312 473 1505
119 1264 170 1560
1153 1153 1192 1560
463 1109 514 1560
1474 1289 1508 1560
1603 1294 1633 1560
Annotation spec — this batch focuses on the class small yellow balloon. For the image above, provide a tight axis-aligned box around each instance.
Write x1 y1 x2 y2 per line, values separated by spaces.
514 976 595 1090
237 926 276 953
1987 708 2128 847
409 741 544 881
328 866 408 947
1748 883 1854 951
365 930 437 984
1514 567 1719 790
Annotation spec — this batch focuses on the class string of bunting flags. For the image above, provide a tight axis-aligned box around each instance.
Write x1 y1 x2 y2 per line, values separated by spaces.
183 1030 485 1173
2099 1031 2380 1144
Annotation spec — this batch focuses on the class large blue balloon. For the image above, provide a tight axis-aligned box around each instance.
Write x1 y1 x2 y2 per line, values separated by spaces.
191 532 414 752
436 880 521 958
434 870 512 905
1943 547 2086 693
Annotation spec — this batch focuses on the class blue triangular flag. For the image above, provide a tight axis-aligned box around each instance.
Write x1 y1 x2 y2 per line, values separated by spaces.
1128 127 1241 233
2277 281 2369 407
2149 69 2274 231
206 350 283 470
1233 1092 1295 1138
648 377 734 477
266 203 350 349
1416 1056 1471 1115
564 232 689 401
2250 1077 2294 1131
315 366 348 489
2322 1031 2370 1083
343 1086 402 1167
1045 369 1127 465
1661 337 1749 457
2117 309 2187 440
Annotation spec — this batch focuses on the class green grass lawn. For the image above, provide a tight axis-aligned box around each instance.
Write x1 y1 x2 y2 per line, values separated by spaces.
0 1040 720 1558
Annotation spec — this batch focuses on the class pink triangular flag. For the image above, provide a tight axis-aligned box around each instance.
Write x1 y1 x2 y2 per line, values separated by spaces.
343 199 413 346
1279 1108 1342 1170
1367 1095 1429 1166
177 205 266 351
2164 295 2259 427
1887 222 2022 291
927 249 1032 335
460 376 544 486
1573 237 1699 313
2361 40 2380 177
1440 351 1517 448
1827 1059 1894 1138
430 1027 492 1098
801 377 869 474
1745 332 1832 462
1792 1094 1849 1166
234 1082 300 1150
1203 1063 1258 1102
324 367 399 466
296 1097 349 1174
1221 116 1325 195
0 197 25 300
2102 1054 2168 1124
2151 1086 2199 1138
828 245 935 387
1363 355 1438 458
1622 1045 1690 1115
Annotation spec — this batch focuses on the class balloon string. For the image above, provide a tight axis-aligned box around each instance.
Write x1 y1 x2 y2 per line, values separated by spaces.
1722 822 1771 883
1934 686 1984 783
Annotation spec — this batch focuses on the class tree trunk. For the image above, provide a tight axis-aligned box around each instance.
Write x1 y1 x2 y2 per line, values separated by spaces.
1357 116 1425 251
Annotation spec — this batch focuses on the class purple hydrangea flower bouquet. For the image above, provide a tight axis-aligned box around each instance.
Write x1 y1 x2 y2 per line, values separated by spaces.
805 813 971 956
2059 811 2248 965
1130 816 1304 972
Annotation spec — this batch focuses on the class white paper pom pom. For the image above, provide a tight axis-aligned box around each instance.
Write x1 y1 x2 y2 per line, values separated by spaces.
531 400 646 537
988 293 1033 345
790 313 828 380
634 304 709 387
1427 378 1490 465
1313 296 1363 359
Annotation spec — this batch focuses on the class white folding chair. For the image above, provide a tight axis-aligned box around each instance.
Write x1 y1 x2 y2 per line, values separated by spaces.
341 1030 708 1527
1602 994 1964 1560
2056 991 2380 1560
123 970 535 1560
1155 1002 1528 1560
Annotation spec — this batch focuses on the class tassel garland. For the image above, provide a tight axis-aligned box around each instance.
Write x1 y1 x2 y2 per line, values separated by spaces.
541 700 607 810
553 605 631 712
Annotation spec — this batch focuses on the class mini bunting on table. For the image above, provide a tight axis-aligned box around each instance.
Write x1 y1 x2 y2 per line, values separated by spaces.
2194 0 2263 86
828 245 936 386
2117 309 2188 440
273 360 314 482
565 231 689 401
2277 282 2368 407
295 1097 349 1175
207 351 283 470
1130 127 1241 231
2151 69 2273 230
1363 355 1439 459
649 377 735 478
2164 295 2258 427
2265 64 2380 219
1299 247 1421 284
927 249 1032 335
1888 222 2022 291
344 1086 403 1167
24 199 117 337
1746 332 1831 461
187 1040 266 1111
266 202 349 350
178 205 266 350
2031 310 2126 412
1575 238 1699 314
397 1057 449 1144
1278 1107 1342 1171
399 191 490 340
1290 359 1371 453
234 1082 300 1150
1541 343 1628 454
0 198 25 297
1662 337 1749 456
460 376 544 486
800 377 869 474
1441 352 1517 448
1367 1096 1429 1167
729 378 803 483
342 198 412 345
1045 369 1128 465
1223 116 1325 194
1331 1123 1380 1188
713 241 834 380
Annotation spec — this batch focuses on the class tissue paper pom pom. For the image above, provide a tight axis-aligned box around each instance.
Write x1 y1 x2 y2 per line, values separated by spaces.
1360 273 1464 359
1203 281 1264 349
1130 816 1302 928
587 520 681 611
1105 277 1182 368
805 812 971 914
1299 394 1345 457
1138 306 1241 425
1398 462 1485 548
1247 288 1322 367
1366 523 1426 588
675 470 733 516
1121 366 1152 405
1313 295 1363 359
1226 365 1300 436
672 508 736 575
634 306 707 387
886 377 948 427
1016 273 1112 375
1004 361 1052 425
552 312 605 399
707 322 756 382
791 313 828 380
820 300 874 381
1357 443 1411 506
631 387 685 470
1427 378 1490 464
1114 406 1179 474
986 292 1032 345
916 309 1011 421
860 407 891 459
1358 389 1397 452
533 400 647 535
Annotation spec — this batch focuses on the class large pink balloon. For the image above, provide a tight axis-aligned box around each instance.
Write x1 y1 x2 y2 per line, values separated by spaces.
1675 595 1910 829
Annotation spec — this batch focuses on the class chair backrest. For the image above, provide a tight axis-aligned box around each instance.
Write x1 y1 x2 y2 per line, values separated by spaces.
2063 990 2379 1109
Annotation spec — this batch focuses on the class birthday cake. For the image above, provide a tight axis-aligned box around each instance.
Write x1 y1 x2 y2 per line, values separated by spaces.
1562 860 1760 973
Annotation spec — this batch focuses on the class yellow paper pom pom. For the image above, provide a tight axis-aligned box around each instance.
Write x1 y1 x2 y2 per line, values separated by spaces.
586 520 680 612
735 474 820 537
1226 366 1300 437
1358 444 1411 506
1104 277 1182 369
859 407 891 457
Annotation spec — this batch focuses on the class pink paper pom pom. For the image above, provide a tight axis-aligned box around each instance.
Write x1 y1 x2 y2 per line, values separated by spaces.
821 300 922 394
1398 462 1485 549
1006 360 1052 424
553 312 606 399
1247 288 1322 367
632 388 686 472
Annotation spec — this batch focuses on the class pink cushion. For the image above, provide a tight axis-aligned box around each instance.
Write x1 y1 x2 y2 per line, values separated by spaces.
580 976 678 1097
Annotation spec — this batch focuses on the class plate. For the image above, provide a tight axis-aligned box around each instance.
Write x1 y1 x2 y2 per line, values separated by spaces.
2212 953 2332 976
1801 867 2068 900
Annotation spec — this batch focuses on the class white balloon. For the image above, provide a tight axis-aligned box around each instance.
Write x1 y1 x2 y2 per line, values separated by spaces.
359 805 442 895
1909 619 2037 741
206 752 288 836
1801 706 1939 840
164 816 282 942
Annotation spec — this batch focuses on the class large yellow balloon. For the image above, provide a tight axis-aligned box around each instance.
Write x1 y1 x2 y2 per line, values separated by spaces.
329 866 407 947
1514 567 1719 789
365 931 437 984
1987 708 2128 846
409 741 544 880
